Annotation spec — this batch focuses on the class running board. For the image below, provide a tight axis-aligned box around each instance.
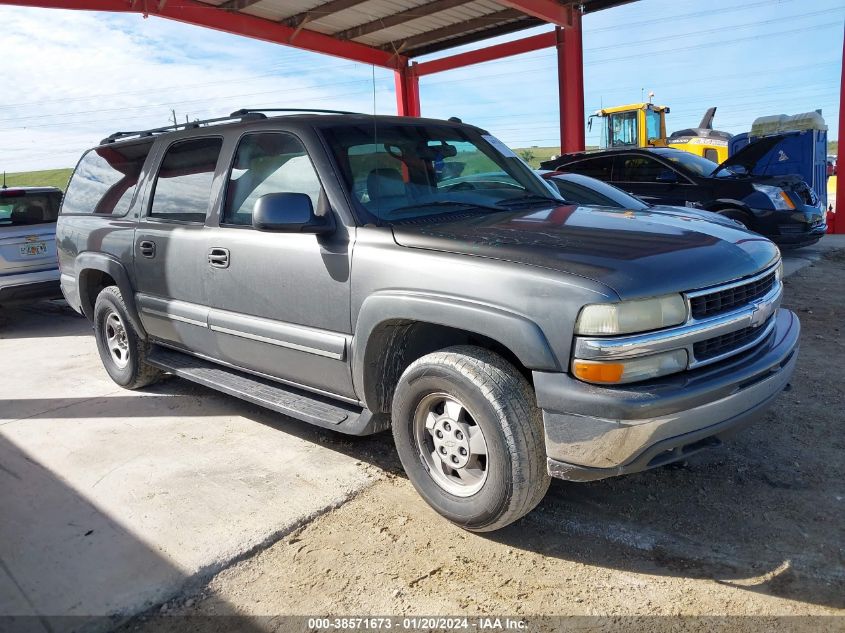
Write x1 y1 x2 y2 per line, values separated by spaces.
147 345 388 436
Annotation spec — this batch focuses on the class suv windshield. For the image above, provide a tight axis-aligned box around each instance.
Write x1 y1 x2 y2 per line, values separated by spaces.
654 149 732 178
323 123 561 222
0 192 61 226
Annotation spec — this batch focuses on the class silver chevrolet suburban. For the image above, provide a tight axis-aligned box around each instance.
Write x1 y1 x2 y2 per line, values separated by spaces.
56 111 799 531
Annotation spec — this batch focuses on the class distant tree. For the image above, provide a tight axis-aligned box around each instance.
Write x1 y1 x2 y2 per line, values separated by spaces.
519 149 536 164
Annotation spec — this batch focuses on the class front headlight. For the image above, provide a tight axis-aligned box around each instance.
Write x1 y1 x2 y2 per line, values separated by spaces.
752 183 795 210
572 349 689 384
575 294 688 335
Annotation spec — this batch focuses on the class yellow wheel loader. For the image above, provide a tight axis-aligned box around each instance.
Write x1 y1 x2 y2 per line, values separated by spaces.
588 103 731 163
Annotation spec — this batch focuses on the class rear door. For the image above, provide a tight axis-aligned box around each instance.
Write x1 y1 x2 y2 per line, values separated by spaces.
0 190 61 275
133 136 223 352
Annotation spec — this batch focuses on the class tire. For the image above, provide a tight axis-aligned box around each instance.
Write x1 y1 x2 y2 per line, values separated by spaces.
715 208 753 230
93 286 162 389
391 345 550 532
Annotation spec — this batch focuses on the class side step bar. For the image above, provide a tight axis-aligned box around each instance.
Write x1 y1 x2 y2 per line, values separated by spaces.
147 345 388 436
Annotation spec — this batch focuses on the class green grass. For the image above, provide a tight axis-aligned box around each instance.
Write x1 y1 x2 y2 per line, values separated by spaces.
3 168 74 191
512 147 561 168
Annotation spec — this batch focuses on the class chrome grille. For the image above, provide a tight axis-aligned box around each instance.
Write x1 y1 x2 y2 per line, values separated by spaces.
693 317 772 361
690 271 776 320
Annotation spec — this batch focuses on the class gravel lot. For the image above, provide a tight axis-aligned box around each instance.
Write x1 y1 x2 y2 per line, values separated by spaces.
121 248 845 632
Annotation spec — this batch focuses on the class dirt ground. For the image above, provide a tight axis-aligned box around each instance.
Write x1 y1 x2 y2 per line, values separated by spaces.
128 251 845 632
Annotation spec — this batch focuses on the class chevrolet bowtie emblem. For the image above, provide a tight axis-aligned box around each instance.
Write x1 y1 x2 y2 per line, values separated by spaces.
749 300 774 327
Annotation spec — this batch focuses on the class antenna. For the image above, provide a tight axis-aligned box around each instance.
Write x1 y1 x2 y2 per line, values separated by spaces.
2 171 6 189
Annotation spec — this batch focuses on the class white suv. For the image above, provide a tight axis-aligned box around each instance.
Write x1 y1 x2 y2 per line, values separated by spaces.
0 186 62 305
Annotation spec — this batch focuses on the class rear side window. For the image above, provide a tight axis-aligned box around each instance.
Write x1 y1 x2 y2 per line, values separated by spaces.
616 155 666 182
62 142 152 215
566 156 614 181
149 137 223 223
0 192 61 226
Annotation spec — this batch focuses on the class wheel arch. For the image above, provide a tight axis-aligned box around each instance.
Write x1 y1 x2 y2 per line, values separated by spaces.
702 199 753 215
352 292 559 414
76 252 147 338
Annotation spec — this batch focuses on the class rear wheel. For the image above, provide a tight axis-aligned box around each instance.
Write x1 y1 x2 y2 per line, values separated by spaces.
392 346 550 532
93 286 162 389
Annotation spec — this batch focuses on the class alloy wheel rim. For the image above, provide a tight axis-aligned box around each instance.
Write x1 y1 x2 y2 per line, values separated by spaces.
104 311 130 369
413 392 488 497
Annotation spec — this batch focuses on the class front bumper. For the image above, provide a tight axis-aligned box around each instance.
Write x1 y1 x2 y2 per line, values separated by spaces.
752 205 826 246
0 268 61 304
535 308 799 481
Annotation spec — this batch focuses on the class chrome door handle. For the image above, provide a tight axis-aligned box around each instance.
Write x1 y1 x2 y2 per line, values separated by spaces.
208 247 230 268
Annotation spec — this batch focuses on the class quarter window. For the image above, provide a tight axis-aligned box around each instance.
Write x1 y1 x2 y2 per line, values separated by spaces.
149 137 223 223
62 141 152 215
223 132 323 226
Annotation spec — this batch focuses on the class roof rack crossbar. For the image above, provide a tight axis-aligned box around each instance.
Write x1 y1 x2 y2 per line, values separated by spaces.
100 111 267 145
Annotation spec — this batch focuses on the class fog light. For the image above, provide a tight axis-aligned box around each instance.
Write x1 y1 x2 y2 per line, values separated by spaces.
573 349 688 385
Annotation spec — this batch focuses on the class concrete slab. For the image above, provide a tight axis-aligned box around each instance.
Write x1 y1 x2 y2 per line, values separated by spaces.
0 302 378 631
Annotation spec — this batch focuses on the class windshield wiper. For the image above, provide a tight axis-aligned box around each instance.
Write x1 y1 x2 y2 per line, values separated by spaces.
495 194 560 209
385 200 504 216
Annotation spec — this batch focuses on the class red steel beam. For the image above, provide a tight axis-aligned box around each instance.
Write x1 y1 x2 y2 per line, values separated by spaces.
415 31 556 77
835 25 844 231
556 16 585 153
0 0 406 69
394 63 421 117
495 0 574 28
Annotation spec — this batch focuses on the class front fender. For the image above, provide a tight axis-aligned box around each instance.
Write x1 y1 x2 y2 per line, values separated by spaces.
352 291 559 410
76 251 147 338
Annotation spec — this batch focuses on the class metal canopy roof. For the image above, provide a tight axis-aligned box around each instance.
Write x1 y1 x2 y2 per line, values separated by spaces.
174 0 635 59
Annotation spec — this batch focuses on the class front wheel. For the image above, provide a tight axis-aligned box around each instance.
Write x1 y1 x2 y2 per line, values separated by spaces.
392 346 550 532
715 208 753 230
93 286 162 389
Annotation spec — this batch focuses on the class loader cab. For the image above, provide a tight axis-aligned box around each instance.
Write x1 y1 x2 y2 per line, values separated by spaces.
589 103 669 150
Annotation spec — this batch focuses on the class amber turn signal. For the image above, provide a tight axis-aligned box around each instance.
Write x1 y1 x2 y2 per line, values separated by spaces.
573 360 625 383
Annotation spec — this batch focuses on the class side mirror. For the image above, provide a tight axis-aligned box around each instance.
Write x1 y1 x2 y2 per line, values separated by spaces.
655 169 678 184
252 193 334 233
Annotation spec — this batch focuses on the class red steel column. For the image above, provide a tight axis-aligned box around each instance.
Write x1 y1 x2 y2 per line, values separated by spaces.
835 26 844 232
556 9 585 154
395 62 421 117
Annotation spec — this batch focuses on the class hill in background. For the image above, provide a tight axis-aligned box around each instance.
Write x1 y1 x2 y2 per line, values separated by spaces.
4 168 73 191
3 140 837 191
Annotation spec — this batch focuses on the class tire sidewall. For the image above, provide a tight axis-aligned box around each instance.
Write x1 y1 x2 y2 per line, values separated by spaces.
392 363 514 530
93 288 141 387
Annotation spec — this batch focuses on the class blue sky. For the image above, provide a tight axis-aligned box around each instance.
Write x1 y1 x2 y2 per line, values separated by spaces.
1 0 842 171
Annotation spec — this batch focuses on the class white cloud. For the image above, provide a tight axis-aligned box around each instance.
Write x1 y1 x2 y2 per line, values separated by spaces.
1 7 397 172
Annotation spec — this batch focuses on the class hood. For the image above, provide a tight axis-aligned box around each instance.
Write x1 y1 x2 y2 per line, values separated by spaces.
645 204 744 227
391 205 779 300
717 134 786 174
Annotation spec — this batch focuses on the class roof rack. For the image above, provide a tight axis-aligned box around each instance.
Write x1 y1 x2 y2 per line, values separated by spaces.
229 108 363 117
100 111 267 145
100 108 367 145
